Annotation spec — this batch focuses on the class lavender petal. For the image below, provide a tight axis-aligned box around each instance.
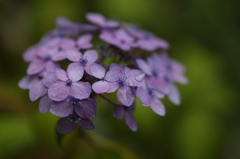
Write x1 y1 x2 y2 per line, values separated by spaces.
66 49 82 62
48 81 70 101
136 59 151 75
55 68 68 81
70 82 91 99
105 63 124 82
83 50 98 63
89 63 106 79
27 60 45 75
113 105 124 120
29 81 46 101
168 84 180 105
117 86 135 106
67 63 84 81
92 81 110 94
150 98 166 116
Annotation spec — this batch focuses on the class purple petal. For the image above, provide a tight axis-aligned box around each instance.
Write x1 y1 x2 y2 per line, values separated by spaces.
150 98 166 116
66 50 82 62
86 13 105 26
83 50 98 63
77 34 92 46
106 82 119 93
60 38 75 49
78 118 95 130
70 82 91 99
51 50 66 61
55 68 68 81
23 46 38 62
29 80 46 101
50 99 73 117
125 111 137 132
92 81 111 94
168 84 180 105
117 86 135 106
39 95 52 114
113 105 125 120
99 31 114 44
125 68 145 86
42 72 58 87
89 63 106 79
27 60 45 75
105 63 124 82
45 61 60 73
57 117 77 134
136 58 151 75
75 98 96 119
67 63 84 81
18 76 32 89
48 81 70 101
136 87 152 106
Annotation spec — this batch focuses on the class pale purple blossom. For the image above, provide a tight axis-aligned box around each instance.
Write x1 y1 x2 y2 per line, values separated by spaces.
86 13 119 28
48 65 91 102
66 49 98 76
100 29 134 51
136 78 166 116
90 63 144 106
18 71 58 101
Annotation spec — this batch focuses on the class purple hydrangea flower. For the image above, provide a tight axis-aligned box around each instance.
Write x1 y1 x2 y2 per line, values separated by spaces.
136 57 169 94
133 34 169 51
26 47 64 75
66 49 98 76
100 29 134 51
50 96 96 118
18 71 58 101
113 104 137 131
136 78 166 116
91 63 144 106
86 13 119 28
48 65 91 101
57 111 95 134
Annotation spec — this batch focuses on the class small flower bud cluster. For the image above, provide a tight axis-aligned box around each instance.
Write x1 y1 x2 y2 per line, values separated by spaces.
19 13 188 134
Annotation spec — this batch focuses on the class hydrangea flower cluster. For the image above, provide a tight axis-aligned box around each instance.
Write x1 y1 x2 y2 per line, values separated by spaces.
19 13 188 134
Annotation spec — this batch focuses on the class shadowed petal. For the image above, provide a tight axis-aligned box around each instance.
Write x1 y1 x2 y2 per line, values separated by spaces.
150 98 166 116
136 59 151 75
105 63 124 82
66 50 82 62
55 68 68 81
60 38 75 49
48 81 70 101
27 60 45 75
50 99 73 117
92 81 110 94
83 50 98 63
57 118 77 134
75 98 96 119
117 86 135 106
168 84 180 105
78 118 95 130
125 111 137 132
39 95 52 114
89 63 106 79
70 82 91 99
136 87 152 106
67 63 84 81
113 105 124 120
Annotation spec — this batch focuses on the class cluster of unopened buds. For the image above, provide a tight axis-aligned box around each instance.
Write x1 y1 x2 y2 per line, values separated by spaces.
19 13 188 134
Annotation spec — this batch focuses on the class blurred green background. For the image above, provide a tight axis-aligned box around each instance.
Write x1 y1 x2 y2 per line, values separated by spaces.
0 0 240 158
